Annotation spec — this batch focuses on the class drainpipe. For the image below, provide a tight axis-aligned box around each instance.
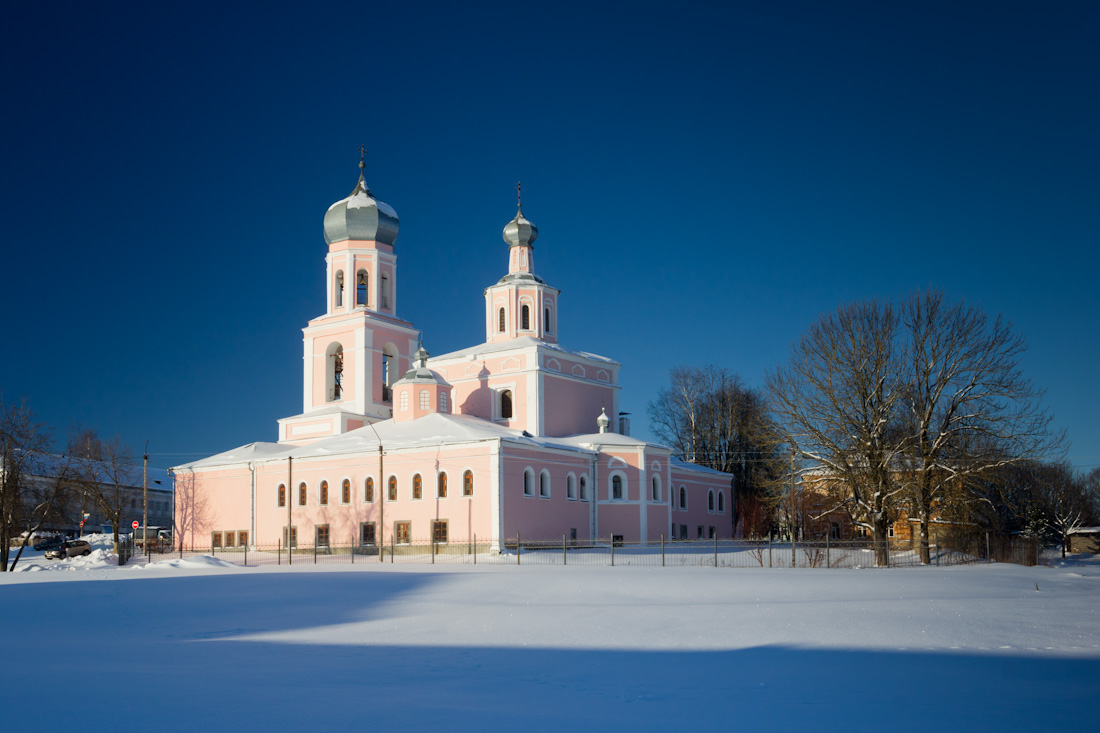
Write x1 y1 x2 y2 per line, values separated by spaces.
591 450 599 540
248 462 256 547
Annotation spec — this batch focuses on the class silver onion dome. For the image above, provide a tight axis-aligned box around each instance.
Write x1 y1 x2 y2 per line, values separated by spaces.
502 208 538 247
323 161 400 246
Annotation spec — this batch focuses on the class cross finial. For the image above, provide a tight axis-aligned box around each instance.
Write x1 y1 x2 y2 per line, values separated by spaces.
516 181 522 210
358 145 367 170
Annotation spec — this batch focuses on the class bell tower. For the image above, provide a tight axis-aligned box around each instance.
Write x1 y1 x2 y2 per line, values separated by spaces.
484 183 560 344
278 152 420 444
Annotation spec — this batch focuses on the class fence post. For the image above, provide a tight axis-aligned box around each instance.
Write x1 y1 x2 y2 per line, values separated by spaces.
517 532 521 565
278 538 281 566
986 532 991 563
826 533 830 569
934 529 939 567
610 536 614 567
432 535 436 564
473 534 477 565
391 533 394 563
714 532 718 568
351 535 355 564
768 537 772 568
563 534 567 566
792 537 796 568
661 534 665 567
244 544 248 568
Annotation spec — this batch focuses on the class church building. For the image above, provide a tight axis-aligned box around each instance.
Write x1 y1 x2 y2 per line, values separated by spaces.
172 159 733 551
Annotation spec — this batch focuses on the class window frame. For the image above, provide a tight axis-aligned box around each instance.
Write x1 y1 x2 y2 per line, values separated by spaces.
316 524 330 548
341 478 351 505
523 467 534 497
394 521 411 545
360 521 377 546
319 480 329 506
277 483 286 508
462 469 474 497
298 482 307 507
438 472 447 499
539 469 551 499
432 519 448 544
364 477 375 503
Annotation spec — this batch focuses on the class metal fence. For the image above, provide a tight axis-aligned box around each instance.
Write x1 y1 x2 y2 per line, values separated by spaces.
138 533 1046 569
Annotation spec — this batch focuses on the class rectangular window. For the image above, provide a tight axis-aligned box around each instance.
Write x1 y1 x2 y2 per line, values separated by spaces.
283 526 298 549
671 524 677 539
211 531 223 549
680 525 687 540
570 528 577 541
395 521 411 545
238 530 248 548
708 526 715 539
316 524 330 548
432 520 448 544
697 526 704 539
225 531 236 548
360 522 376 546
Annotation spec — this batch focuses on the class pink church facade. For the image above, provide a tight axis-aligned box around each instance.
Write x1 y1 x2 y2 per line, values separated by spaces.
173 161 732 551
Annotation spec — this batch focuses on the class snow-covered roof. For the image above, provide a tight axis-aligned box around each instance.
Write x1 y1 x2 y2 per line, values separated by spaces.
174 414 602 470
430 336 618 365
555 433 664 450
670 456 734 476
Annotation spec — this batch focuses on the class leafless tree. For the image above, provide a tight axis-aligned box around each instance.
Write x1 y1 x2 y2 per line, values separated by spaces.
649 367 784 535
900 290 1064 563
0 397 52 572
766 301 909 566
71 432 139 553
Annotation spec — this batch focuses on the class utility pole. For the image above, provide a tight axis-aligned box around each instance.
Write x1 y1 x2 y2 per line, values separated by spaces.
287 456 293 565
368 421 385 563
143 440 149 556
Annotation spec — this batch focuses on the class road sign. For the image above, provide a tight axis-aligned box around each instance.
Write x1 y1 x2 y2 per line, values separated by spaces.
79 520 85 527
132 520 139 529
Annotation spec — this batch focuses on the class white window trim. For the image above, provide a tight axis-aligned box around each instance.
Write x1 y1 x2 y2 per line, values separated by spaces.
708 489 716 514
318 478 331 506
608 471 628 502
523 467 535 497
539 469 551 499
461 467 475 497
339 477 353 505
679 486 687 511
411 473 424 501
717 490 726 514
364 476 376 503
566 472 577 501
579 473 590 502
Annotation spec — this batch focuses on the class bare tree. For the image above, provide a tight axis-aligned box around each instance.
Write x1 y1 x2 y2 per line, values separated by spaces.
649 367 783 535
766 301 909 566
900 290 1064 563
72 433 139 554
6 453 75 572
0 397 52 572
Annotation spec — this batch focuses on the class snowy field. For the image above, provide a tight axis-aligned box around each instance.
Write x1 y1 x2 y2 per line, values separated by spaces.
2 538 1098 731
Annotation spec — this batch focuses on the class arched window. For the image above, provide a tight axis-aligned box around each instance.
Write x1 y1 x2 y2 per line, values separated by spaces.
419 390 430 410
652 476 661 501
523 468 534 496
412 474 422 500
544 307 551 332
717 491 725 513
277 484 286 507
387 476 397 501
298 482 307 506
341 479 351 504
400 390 408 411
521 304 530 330
539 470 550 498
679 486 687 510
708 490 715 513
438 472 447 498
439 391 449 412
335 270 344 308
381 344 397 402
500 390 513 420
612 475 623 500
380 272 389 309
463 470 474 496
356 269 368 306
328 343 344 401
498 307 506 333
567 474 576 500
580 475 588 501
319 481 329 506
365 477 374 503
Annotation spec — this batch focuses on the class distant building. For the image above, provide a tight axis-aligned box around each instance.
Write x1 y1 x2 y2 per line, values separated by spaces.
173 161 733 551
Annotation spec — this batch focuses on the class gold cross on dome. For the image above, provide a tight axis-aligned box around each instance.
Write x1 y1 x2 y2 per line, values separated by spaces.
516 181 522 209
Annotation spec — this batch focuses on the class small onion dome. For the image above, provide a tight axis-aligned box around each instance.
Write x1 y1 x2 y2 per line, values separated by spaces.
503 207 538 247
323 162 399 246
597 408 610 433
397 346 449 385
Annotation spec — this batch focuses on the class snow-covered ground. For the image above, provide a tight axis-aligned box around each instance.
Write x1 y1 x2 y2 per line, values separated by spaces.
1 548 1097 730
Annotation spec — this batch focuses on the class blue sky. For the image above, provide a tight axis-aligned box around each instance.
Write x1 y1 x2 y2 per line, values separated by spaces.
2 2 1097 470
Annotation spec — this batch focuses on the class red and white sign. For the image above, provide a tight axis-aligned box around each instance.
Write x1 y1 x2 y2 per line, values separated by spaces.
132 520 139 529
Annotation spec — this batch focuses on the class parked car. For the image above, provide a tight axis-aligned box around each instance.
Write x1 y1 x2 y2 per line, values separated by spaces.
33 537 65 552
45 539 92 560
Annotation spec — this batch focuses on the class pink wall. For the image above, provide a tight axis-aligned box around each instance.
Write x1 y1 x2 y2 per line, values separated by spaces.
542 374 617 437
500 447 593 541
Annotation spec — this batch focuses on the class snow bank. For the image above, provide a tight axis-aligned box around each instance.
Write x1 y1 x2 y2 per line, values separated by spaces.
136 554 240 571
